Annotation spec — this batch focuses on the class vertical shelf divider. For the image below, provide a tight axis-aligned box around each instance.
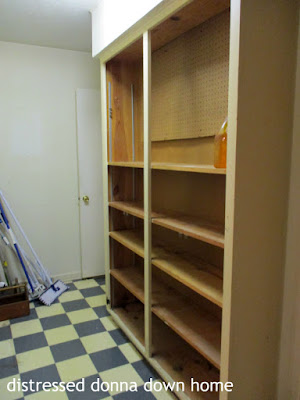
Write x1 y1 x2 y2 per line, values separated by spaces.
143 30 152 358
101 62 111 305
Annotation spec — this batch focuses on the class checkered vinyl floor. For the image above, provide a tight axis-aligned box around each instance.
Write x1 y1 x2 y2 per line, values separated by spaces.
0 278 173 400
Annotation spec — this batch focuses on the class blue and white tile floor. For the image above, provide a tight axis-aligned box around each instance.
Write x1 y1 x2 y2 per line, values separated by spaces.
0 278 173 400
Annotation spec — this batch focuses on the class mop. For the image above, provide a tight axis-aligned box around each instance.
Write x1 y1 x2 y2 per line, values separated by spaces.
0 191 69 305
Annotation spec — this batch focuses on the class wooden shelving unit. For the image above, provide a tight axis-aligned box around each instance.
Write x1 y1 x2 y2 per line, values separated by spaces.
98 0 298 398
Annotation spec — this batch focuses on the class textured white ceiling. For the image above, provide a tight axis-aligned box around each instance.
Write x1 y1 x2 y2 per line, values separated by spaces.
0 0 100 52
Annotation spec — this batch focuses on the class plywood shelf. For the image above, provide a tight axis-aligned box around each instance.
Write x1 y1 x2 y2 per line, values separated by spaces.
153 249 223 308
152 162 226 175
110 264 221 368
109 230 144 258
109 203 224 248
108 161 226 175
109 230 223 307
108 161 144 168
109 201 161 220
153 214 225 248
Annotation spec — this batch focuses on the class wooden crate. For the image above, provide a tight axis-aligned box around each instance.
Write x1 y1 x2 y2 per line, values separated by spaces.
0 284 30 321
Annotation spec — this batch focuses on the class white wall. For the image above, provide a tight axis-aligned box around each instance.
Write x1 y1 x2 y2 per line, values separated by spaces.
0 41 99 283
278 10 300 399
92 0 163 57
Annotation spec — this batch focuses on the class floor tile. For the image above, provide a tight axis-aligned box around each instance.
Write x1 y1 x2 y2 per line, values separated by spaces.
0 356 18 379
73 280 98 290
67 308 98 325
50 339 86 363
86 295 106 308
14 332 48 354
20 364 60 395
90 347 128 373
93 306 109 319
109 330 128 346
11 320 43 339
59 290 84 303
44 325 79 346
62 299 89 313
132 360 159 382
80 286 105 298
0 320 10 328
0 325 12 341
67 375 108 400
99 364 144 396
56 355 97 383
0 374 23 400
100 317 118 332
100 285 106 292
0 338 15 359
40 314 71 331
118 343 143 364
113 385 156 400
74 319 105 338
17 347 54 373
81 332 116 354
95 277 105 285
35 303 65 319
10 309 38 324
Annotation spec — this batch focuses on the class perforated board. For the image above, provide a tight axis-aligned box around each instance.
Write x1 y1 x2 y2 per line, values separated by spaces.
151 10 230 141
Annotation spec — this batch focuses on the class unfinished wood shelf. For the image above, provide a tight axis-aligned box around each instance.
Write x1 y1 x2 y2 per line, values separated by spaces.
153 214 225 248
110 264 221 369
110 229 223 306
108 161 226 175
108 161 144 169
109 203 224 248
152 162 226 175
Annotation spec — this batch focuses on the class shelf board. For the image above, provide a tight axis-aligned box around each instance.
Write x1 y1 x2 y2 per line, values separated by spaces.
109 230 223 307
153 249 223 308
109 230 145 258
108 161 144 168
110 264 221 369
152 162 226 175
108 161 226 174
111 267 145 303
109 201 162 220
109 202 224 248
152 299 221 370
153 214 225 248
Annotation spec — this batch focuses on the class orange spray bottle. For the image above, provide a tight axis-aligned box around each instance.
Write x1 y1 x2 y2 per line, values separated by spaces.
214 117 228 169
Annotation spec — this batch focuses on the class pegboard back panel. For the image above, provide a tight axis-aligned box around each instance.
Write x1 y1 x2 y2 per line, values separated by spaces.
151 9 230 142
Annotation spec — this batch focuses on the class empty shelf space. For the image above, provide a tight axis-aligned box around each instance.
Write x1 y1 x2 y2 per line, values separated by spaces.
153 249 223 308
152 162 226 175
153 214 224 248
110 267 145 303
109 201 162 220
108 161 226 174
109 230 144 258
110 263 221 368
152 298 221 369
110 230 223 306
152 317 219 400
108 161 144 168
110 303 145 347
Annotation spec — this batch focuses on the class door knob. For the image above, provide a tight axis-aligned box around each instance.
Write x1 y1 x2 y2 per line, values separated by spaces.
82 195 89 203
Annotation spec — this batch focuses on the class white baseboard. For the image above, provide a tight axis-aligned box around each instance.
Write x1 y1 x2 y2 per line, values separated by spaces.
52 271 82 283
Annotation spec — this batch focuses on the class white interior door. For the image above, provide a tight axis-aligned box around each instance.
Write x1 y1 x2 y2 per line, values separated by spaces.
76 89 104 278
